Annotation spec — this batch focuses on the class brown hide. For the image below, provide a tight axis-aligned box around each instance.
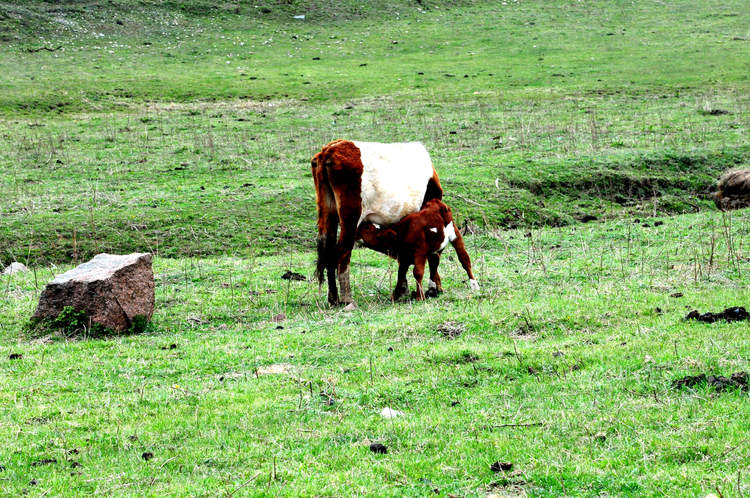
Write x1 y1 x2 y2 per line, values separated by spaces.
357 199 475 300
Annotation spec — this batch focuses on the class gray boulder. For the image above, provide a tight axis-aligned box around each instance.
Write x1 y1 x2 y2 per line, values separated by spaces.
33 253 154 332
3 262 28 275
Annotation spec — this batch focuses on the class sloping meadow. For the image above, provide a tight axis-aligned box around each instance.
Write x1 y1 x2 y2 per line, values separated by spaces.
2 91 749 266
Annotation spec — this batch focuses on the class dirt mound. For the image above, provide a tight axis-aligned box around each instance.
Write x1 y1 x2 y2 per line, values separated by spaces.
672 371 748 391
281 270 306 281
437 321 465 339
685 306 749 323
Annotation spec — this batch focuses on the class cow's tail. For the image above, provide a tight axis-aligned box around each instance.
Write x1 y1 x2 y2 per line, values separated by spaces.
314 163 339 287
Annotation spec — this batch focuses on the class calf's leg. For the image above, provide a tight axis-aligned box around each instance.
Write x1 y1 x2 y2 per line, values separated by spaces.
427 253 443 296
451 231 480 290
393 259 410 301
412 254 427 300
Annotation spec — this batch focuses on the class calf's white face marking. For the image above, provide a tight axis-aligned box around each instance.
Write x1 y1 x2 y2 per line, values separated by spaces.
353 141 434 226
429 227 438 233
439 221 457 251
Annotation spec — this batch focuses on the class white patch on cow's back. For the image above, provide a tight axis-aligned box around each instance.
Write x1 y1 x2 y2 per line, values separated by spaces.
439 221 457 251
353 141 434 226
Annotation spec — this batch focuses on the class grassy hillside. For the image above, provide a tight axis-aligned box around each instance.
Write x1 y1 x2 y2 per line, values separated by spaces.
1 1 750 495
2 0 750 265
2 1 750 113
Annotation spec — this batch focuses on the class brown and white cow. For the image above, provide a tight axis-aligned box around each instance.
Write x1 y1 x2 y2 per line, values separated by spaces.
312 139 442 306
357 198 480 301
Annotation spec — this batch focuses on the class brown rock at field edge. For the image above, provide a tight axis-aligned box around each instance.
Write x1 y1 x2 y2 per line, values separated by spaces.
33 253 154 332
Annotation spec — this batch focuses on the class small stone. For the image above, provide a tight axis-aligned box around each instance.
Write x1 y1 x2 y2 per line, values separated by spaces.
3 262 28 275
380 407 404 419
594 432 607 442
256 363 291 375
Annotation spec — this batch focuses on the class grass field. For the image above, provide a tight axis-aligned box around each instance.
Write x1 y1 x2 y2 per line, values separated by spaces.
1 0 750 495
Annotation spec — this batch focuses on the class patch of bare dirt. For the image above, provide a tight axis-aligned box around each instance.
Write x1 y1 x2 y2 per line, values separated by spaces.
437 321 465 339
256 363 292 375
672 371 748 391
686 306 749 323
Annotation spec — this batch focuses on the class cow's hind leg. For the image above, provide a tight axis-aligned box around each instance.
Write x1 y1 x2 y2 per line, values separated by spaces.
335 206 360 306
314 166 340 306
426 253 443 297
322 215 339 305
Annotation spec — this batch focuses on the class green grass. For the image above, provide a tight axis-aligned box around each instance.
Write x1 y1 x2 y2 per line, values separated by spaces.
2 211 750 496
2 0 750 265
1 0 750 495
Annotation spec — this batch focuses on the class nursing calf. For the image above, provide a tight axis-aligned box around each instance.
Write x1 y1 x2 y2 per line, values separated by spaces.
358 199 479 300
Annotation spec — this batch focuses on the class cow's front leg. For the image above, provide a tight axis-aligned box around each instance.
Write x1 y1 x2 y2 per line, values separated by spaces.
393 259 410 301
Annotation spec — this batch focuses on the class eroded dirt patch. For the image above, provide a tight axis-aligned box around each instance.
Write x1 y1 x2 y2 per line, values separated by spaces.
686 306 749 323
672 371 748 391
437 321 465 339
281 270 306 281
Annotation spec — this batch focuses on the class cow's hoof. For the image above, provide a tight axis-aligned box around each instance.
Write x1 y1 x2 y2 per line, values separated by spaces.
343 302 357 311
410 290 426 301
470 279 480 291
425 287 439 298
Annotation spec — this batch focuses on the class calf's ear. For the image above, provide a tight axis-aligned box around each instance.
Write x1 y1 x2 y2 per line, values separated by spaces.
382 228 398 245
